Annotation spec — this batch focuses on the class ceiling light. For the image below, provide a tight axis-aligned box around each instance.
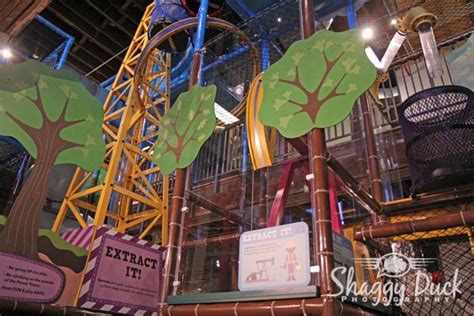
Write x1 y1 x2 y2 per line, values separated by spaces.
214 102 239 126
391 19 397 26
1 48 12 59
362 27 374 40
277 17 282 23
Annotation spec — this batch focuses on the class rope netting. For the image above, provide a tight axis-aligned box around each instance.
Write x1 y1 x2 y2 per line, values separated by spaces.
359 206 474 315
392 230 474 315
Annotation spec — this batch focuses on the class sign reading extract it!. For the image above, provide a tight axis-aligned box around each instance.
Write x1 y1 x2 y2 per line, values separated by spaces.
238 222 310 291
77 227 162 315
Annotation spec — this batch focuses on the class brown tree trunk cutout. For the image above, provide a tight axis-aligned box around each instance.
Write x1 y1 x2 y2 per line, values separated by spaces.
278 50 351 122
0 82 83 261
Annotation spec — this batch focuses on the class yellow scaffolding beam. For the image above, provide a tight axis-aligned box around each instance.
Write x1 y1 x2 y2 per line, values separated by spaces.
52 3 171 245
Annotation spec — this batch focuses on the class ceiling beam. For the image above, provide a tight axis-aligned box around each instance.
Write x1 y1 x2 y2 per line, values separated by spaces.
1 0 51 37
107 2 140 27
85 0 134 38
11 30 110 82
44 5 124 63
24 22 118 74
55 0 130 48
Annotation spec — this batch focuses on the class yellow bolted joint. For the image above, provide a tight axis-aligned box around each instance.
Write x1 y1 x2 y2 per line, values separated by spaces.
396 6 437 34
368 72 389 110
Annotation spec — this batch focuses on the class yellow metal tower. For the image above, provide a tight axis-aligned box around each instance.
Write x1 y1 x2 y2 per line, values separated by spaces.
52 3 171 244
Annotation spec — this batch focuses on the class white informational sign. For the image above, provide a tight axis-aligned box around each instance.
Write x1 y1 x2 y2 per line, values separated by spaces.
238 222 310 291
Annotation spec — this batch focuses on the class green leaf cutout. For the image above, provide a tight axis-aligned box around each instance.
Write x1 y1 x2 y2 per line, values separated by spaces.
0 60 105 171
259 29 376 138
152 84 217 175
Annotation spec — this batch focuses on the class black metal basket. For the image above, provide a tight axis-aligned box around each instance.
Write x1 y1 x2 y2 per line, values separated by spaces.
398 85 474 194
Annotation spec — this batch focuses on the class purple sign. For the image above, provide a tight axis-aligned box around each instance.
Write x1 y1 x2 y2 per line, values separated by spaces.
78 227 162 315
0 252 65 303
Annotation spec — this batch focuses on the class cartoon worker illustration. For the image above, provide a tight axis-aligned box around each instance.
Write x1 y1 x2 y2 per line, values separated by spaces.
283 242 299 281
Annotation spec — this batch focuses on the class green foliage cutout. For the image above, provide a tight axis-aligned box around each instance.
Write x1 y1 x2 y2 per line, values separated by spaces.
259 29 376 138
153 84 217 175
0 64 105 171
0 60 105 260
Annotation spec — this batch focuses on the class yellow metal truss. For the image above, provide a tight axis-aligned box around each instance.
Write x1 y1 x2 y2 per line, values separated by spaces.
52 3 171 245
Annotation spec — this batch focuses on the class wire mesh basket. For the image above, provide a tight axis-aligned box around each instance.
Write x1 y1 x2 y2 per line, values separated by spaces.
399 85 474 194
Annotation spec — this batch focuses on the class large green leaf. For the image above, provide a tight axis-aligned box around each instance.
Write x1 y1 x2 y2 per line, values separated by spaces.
0 64 105 172
0 60 78 93
259 29 376 138
152 84 217 175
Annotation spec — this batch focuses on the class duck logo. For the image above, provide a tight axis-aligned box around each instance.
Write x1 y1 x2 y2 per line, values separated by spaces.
355 253 436 278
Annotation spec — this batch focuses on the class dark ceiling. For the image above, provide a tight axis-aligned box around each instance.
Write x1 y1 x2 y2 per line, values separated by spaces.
10 0 242 84
9 0 151 83
7 0 474 84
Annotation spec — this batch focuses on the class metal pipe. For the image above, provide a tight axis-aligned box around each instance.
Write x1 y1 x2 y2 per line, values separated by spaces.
392 29 473 68
354 210 474 241
171 39 262 89
346 5 385 225
193 0 209 53
162 298 376 316
35 15 74 69
345 0 357 29
239 125 248 226
58 38 74 69
42 41 65 64
186 190 250 227
160 0 209 308
258 37 270 228
183 232 240 248
359 95 385 225
100 75 116 88
0 300 79 315
258 167 267 228
383 187 474 214
172 197 190 296
327 155 382 216
300 0 336 315
35 15 74 42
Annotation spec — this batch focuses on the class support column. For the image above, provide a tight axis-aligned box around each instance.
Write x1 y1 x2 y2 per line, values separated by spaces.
345 0 385 224
258 36 270 228
299 0 337 315
360 95 385 224
160 0 209 308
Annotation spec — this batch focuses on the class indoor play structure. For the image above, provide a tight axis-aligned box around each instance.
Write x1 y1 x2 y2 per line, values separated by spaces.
0 0 473 315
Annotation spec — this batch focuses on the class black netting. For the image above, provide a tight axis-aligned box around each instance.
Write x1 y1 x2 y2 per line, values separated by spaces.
390 233 474 316
398 85 474 194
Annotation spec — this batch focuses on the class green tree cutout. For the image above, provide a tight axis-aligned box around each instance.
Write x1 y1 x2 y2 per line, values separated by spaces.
259 29 376 138
153 84 217 176
0 61 105 261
